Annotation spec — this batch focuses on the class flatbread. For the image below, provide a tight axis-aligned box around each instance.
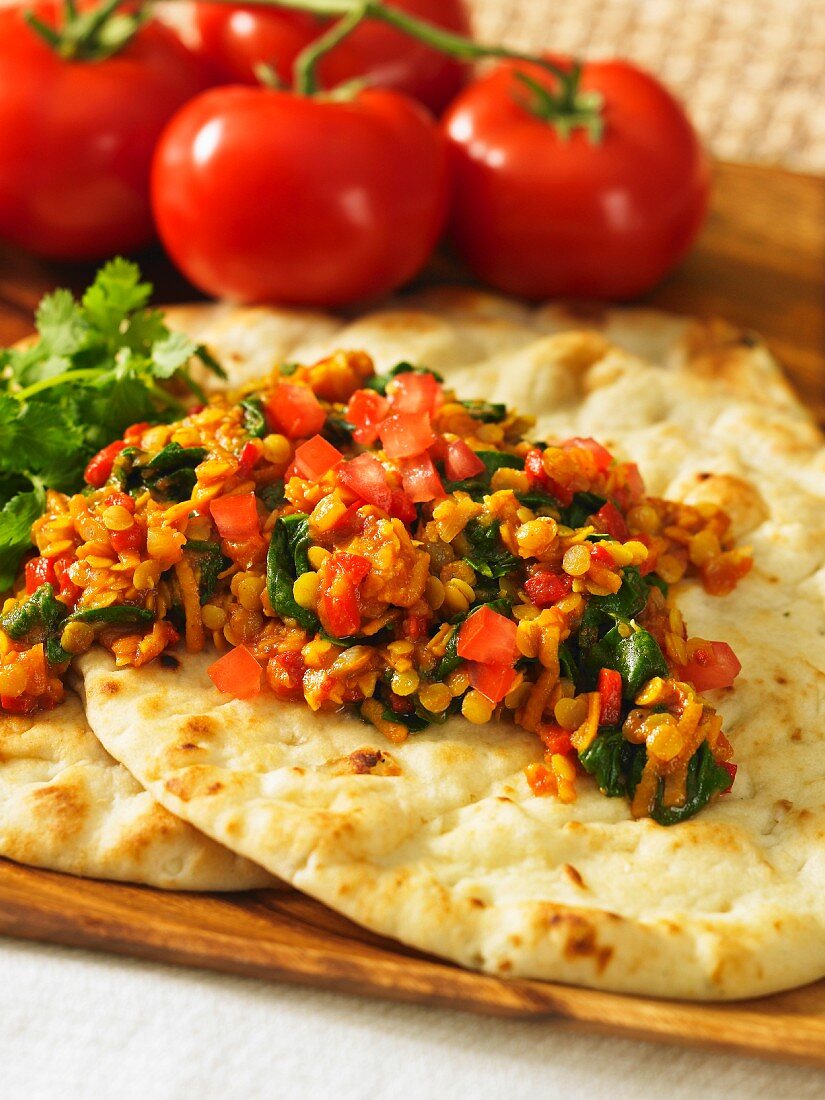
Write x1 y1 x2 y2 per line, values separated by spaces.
78 292 825 997
0 691 273 890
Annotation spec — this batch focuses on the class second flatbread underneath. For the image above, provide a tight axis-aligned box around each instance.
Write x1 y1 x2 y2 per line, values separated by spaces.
0 692 273 891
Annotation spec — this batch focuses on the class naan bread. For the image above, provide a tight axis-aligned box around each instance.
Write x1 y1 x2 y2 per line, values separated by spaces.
78 292 825 997
0 692 273 890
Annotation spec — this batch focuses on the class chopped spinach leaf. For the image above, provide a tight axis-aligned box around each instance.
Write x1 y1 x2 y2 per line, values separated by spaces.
382 707 430 733
0 583 67 642
144 442 207 473
586 626 669 700
579 726 642 798
240 396 266 438
1 583 153 664
459 399 506 423
560 491 607 529
650 742 731 825
266 516 318 631
258 481 286 512
463 519 519 580
324 415 355 448
185 540 229 603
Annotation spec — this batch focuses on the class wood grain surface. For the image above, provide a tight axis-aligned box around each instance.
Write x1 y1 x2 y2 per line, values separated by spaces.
0 161 823 1066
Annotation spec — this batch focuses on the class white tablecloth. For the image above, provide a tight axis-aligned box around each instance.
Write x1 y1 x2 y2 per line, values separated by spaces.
2 938 822 1099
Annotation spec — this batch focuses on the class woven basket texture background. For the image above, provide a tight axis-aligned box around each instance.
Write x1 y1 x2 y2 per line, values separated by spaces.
467 0 824 172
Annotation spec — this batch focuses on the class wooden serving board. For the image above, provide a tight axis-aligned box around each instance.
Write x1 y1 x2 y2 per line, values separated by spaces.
0 161 823 1066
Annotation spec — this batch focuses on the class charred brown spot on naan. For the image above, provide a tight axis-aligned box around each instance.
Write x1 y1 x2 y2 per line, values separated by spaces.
181 715 217 739
100 679 121 697
563 864 587 889
164 767 240 804
322 748 401 777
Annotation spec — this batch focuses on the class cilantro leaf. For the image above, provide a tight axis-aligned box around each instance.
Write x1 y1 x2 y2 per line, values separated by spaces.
80 258 152 342
0 480 43 591
151 331 199 378
0 260 228 592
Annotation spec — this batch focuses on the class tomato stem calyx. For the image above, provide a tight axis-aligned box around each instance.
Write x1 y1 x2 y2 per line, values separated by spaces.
194 0 581 99
25 0 149 61
513 65 604 142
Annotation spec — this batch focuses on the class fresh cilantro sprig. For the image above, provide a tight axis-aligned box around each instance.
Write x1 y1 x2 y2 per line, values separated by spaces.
0 259 225 590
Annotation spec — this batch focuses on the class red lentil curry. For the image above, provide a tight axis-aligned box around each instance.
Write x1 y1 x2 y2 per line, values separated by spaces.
0 309 753 825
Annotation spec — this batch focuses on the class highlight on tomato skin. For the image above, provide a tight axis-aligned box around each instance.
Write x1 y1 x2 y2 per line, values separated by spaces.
400 453 444 503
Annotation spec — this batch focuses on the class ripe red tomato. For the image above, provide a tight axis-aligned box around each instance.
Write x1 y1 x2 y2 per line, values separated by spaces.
189 0 470 114
443 59 709 299
0 3 208 260
152 85 450 306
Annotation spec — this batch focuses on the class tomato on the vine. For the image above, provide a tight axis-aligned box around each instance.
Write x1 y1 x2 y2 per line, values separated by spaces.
151 85 450 305
189 0 470 114
0 2 209 260
443 58 709 299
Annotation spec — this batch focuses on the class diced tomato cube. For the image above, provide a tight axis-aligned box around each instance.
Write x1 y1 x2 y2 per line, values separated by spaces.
538 723 574 756
294 435 343 482
400 453 444 503
524 448 548 487
389 371 442 415
680 641 742 692
346 389 389 446
444 439 485 481
457 605 518 666
379 412 436 460
266 650 306 701
334 552 371 585
595 502 629 542
25 556 56 594
208 644 262 699
721 761 737 793
389 489 417 523
523 570 572 607
102 492 135 514
317 552 370 638
524 448 572 504
590 542 616 565
264 383 325 439
52 555 80 607
1 694 36 714
110 524 144 554
210 492 260 540
338 453 392 511
562 437 613 472
401 613 429 641
468 661 517 704
597 667 623 726
238 440 262 476
84 441 126 488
